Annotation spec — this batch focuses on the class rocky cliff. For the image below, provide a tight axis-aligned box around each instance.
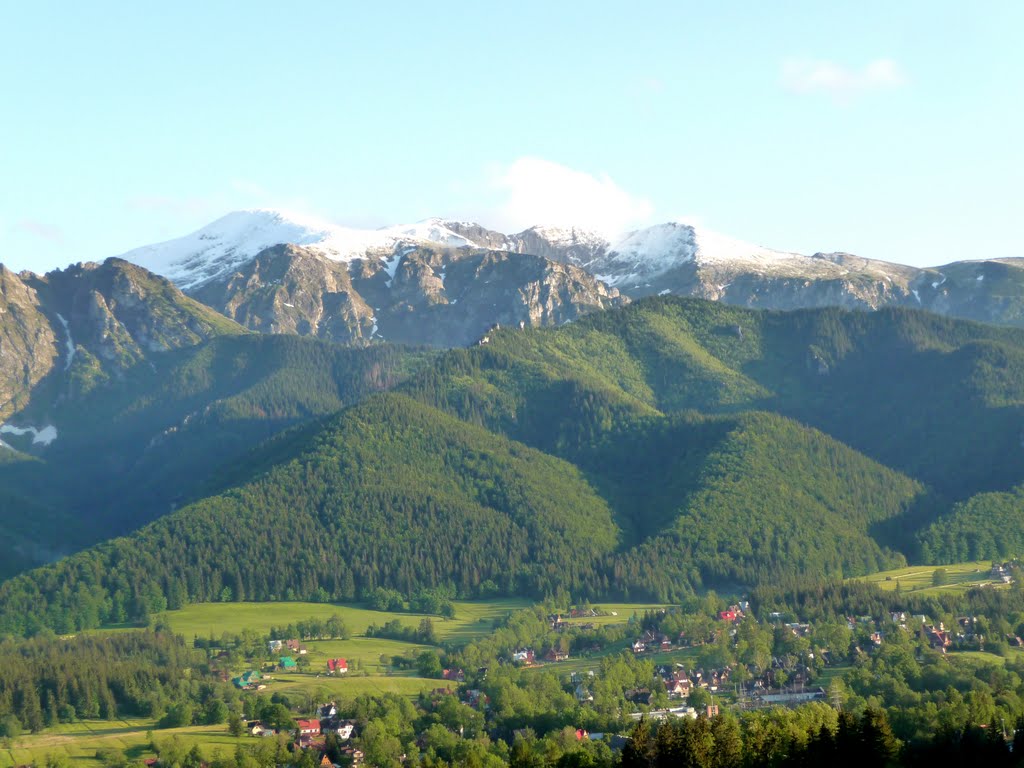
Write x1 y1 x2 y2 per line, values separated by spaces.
191 243 625 347
0 259 243 423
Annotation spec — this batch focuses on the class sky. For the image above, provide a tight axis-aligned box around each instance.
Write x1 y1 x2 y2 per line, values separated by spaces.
1 1 1021 274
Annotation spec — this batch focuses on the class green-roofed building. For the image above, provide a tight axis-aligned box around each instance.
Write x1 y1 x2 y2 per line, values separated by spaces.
232 670 262 688
279 656 297 670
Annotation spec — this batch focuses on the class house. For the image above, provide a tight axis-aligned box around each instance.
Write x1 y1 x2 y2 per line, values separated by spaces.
464 689 490 710
719 609 741 623
280 656 298 670
927 628 951 652
247 721 275 737
575 684 594 703
320 703 338 719
296 719 321 736
296 734 325 751
327 658 348 675
329 722 355 741
339 748 364 767
512 649 535 664
268 639 284 653
543 648 568 662
625 688 652 705
631 640 646 654
286 639 308 655
442 668 465 682
232 670 261 689
668 674 692 697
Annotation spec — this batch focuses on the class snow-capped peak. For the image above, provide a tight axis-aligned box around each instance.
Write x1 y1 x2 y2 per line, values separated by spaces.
121 210 487 290
120 209 395 290
520 224 609 249
119 208 816 293
589 221 810 286
385 218 475 248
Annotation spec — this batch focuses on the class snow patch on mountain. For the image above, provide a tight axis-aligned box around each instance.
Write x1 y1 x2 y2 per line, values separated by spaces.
118 208 910 299
0 423 58 446
122 210 469 290
55 313 75 370
589 221 814 287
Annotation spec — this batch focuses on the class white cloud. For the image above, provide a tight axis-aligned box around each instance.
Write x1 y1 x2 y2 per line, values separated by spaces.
781 58 907 101
490 157 653 237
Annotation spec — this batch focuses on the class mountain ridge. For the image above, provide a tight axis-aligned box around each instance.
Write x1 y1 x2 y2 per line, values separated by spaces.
101 208 1024 332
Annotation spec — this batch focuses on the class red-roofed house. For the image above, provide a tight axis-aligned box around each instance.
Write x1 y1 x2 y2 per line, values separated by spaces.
327 658 348 674
296 719 321 736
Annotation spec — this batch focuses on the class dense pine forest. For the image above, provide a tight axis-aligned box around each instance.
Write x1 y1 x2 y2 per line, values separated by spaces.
4 298 1024 635
0 632 225 732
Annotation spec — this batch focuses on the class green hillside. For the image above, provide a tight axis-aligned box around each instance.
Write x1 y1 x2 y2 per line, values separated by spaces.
0 401 923 634
915 485 1024 563
412 298 1024 500
4 297 1024 634
0 335 432 575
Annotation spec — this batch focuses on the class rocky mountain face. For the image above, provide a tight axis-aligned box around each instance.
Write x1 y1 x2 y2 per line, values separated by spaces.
189 241 625 347
0 258 242 423
9 210 1024 397
452 220 1024 322
0 266 60 419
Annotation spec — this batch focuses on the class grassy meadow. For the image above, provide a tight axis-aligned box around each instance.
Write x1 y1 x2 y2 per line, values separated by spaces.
0 720 241 768
857 560 1006 596
153 598 532 644
6 599 677 767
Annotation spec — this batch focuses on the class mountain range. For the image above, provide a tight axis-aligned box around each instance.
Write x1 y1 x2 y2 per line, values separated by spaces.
2 211 1024 631
4 208 1024 428
3 294 1024 634
120 207 1024 325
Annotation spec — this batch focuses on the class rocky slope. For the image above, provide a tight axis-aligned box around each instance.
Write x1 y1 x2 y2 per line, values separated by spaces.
0 258 243 425
0 266 60 421
118 210 1024 332
187 240 625 347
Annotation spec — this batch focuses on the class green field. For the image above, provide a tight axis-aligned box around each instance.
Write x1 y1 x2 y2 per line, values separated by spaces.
857 560 1006 595
557 604 672 627
0 721 239 768
7 599 668 768
154 598 531 644
267 672 450 700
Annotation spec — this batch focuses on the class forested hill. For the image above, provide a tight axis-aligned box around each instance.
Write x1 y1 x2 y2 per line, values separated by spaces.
408 298 1024 500
3 297 1024 635
0 335 432 578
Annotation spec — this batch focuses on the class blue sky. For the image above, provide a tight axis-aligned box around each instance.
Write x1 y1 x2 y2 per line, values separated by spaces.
1 1 1021 273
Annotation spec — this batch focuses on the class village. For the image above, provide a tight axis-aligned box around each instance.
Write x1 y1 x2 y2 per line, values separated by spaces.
200 575 1022 768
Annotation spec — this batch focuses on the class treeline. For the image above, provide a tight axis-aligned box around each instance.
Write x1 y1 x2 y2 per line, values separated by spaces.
750 578 1024 627
267 614 350 642
916 485 1024 563
366 618 439 646
0 631 231 734
622 707 901 768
